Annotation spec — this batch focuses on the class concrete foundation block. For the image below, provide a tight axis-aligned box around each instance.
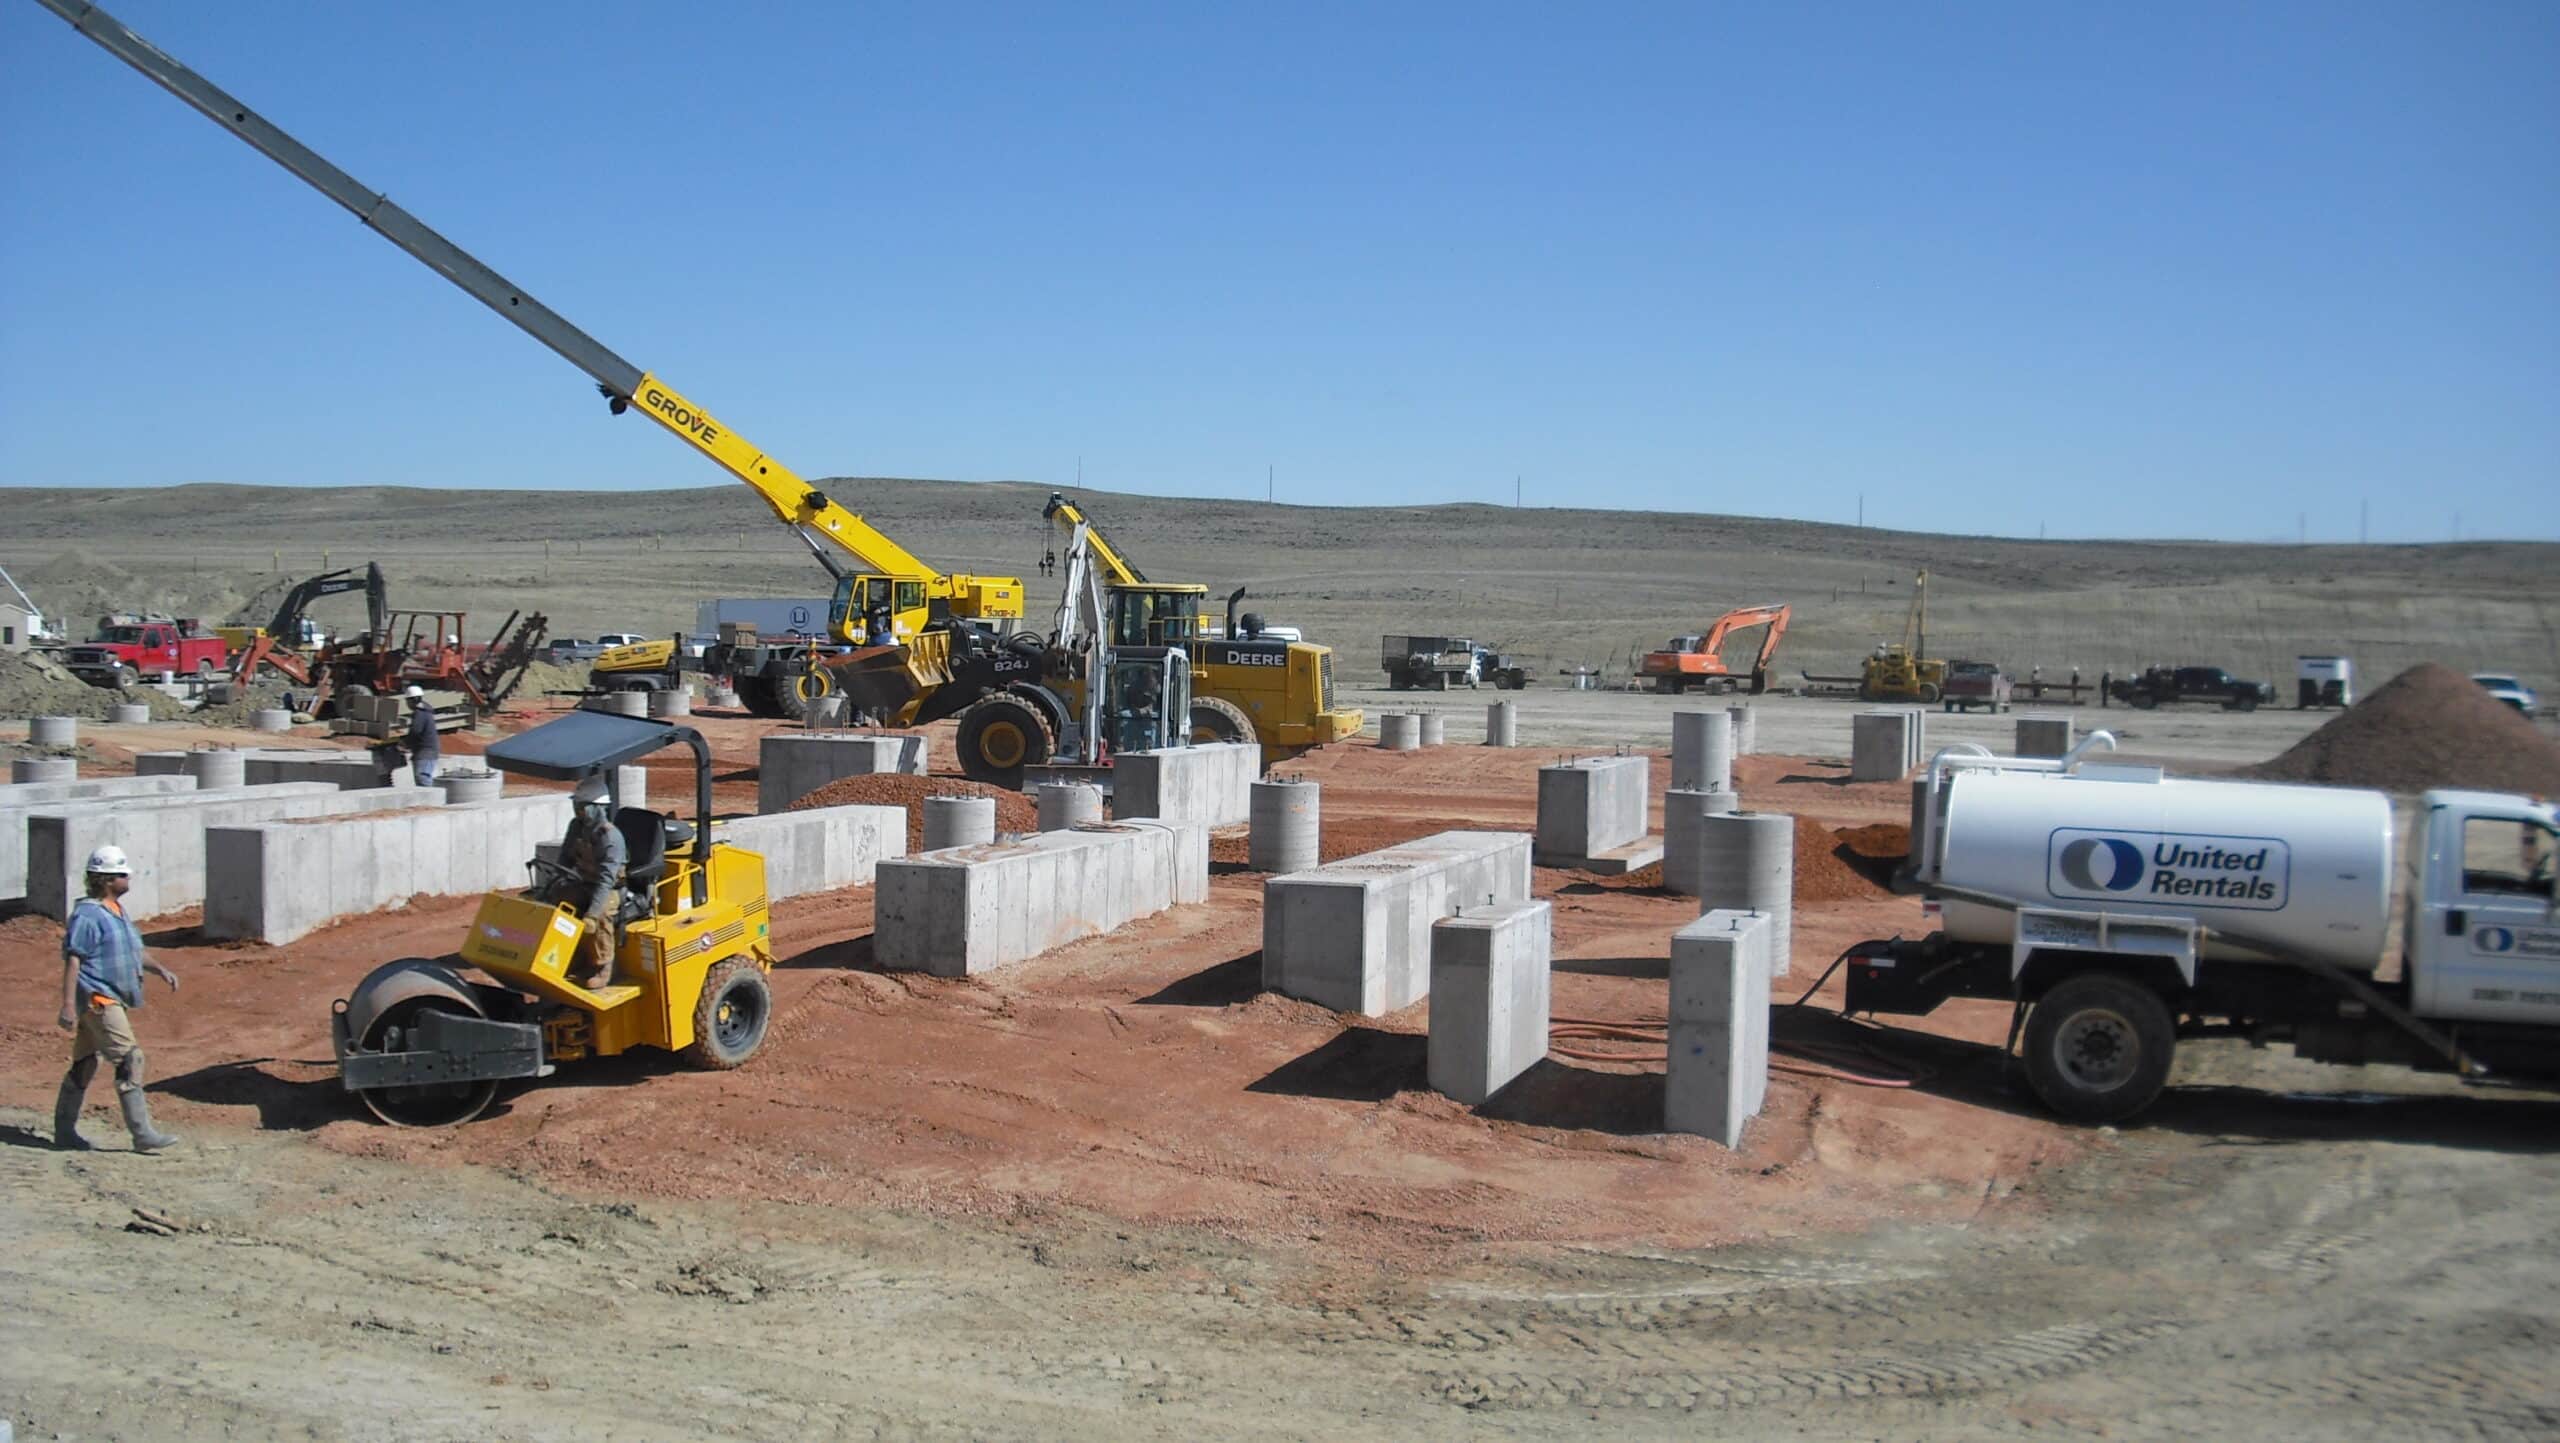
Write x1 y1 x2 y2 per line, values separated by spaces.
1662 787 1742 895
648 687 692 718
2 776 200 901
107 703 151 725
1672 710 1734 793
1533 755 1655 871
1248 777 1320 875
1851 710 1913 782
1262 830 1532 1016
923 795 997 850
1111 742 1256 827
1427 899 1553 1105
184 749 248 789
1667 909 1772 1147
11 758 76 784
1419 713 1447 747
755 732 928 813
711 803 906 901
1036 783 1105 832
1378 714 1421 751
709 687 741 708
1728 703 1757 756
26 783 433 921
204 794 574 943
241 748 403 789
435 771 504 805
29 716 77 747
1690 811 1794 976
2016 713 2074 759
875 819 1209 976
248 708 293 734
597 691 649 718
1485 700 1518 747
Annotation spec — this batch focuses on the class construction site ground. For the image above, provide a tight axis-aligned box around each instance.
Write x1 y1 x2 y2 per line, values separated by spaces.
4 702 2559 1440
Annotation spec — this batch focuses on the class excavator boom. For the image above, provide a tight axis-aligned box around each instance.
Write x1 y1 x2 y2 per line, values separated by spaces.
37 0 1017 626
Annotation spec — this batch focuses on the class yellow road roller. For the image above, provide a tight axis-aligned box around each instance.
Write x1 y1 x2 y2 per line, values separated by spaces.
331 709 775 1125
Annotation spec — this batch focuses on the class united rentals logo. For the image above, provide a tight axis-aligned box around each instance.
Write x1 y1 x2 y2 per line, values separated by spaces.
2477 925 2560 959
2047 828 2288 910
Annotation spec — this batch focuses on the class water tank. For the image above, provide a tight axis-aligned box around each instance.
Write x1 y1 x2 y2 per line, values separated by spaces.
1934 768 2394 971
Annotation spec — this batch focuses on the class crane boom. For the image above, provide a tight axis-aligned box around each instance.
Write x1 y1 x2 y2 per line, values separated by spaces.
1040 494 1148 587
37 0 986 600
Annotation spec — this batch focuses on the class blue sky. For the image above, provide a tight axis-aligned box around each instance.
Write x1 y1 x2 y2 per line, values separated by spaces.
3 1 2553 541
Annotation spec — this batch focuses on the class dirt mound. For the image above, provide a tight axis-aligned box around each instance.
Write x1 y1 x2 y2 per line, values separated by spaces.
787 772 1037 851
2243 663 2560 794
1795 815 1892 902
0 650 190 722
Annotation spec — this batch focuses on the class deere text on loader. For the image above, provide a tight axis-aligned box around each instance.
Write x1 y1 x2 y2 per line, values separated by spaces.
330 710 776 1126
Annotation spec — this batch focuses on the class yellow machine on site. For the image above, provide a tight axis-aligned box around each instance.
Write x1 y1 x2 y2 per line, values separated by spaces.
1859 569 1948 703
330 709 774 1125
41 0 1021 729
1039 492 1361 767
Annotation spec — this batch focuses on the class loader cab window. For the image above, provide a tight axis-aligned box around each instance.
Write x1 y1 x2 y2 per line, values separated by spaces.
1108 588 1201 649
2462 818 2558 897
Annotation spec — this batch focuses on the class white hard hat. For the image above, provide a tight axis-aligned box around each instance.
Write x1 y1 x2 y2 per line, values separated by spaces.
404 685 426 702
85 844 132 876
572 776 611 806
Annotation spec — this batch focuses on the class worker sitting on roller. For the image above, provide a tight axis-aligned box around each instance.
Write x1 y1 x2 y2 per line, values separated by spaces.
546 776 627 989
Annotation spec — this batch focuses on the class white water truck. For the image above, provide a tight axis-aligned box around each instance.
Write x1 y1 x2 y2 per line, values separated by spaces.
1848 735 2560 1121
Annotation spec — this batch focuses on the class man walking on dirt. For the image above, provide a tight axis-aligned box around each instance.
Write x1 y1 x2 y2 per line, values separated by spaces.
54 845 181 1152
402 684 439 786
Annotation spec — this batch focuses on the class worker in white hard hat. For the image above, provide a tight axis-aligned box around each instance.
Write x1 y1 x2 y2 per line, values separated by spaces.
547 775 629 990
54 844 180 1152
400 684 439 786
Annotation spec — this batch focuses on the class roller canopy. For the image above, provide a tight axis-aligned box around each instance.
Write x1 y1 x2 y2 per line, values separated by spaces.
483 709 696 781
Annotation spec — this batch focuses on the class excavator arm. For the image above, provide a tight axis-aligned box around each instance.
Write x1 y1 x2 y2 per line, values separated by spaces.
1042 493 1147 587
38 0 1016 628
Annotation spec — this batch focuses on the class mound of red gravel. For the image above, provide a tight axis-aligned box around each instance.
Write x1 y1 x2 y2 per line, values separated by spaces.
2243 663 2560 794
1794 815 1891 902
787 773 1038 852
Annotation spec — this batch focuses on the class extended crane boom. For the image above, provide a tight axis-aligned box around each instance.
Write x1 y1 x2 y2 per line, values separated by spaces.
36 0 1017 633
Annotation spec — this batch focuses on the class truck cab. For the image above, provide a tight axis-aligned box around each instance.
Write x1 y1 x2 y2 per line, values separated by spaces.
2408 791 2560 1024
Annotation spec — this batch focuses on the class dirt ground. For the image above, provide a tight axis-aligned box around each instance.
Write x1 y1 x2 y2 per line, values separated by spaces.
4 703 2560 1438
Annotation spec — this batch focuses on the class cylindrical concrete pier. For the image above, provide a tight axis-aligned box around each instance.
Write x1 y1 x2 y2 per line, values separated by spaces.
709 686 741 708
1035 783 1103 832
1662 787 1740 895
1671 710 1734 792
2015 713 2073 759
648 687 692 718
807 695 851 727
1248 777 1321 875
107 703 151 725
183 748 247 789
1484 700 1517 747
923 795 997 850
1378 714 1422 751
11 757 76 784
1695 811 1794 976
436 771 504 805
1418 713 1447 747
249 708 293 734
1726 703 1757 757
29 715 76 747
599 691 648 718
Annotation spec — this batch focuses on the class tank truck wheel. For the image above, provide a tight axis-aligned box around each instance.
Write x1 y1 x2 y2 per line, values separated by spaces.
686 959 772 1070
2022 973 2175 1124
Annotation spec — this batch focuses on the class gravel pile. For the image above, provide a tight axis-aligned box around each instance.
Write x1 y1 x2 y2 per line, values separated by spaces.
786 773 1038 852
2243 663 2560 794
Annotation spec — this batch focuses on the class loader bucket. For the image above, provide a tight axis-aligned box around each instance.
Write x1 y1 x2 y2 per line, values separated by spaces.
827 634 952 721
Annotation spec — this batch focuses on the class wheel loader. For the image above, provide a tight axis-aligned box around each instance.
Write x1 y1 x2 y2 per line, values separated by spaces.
330 709 776 1126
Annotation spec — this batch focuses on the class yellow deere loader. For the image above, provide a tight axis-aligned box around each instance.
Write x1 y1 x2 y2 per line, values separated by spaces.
331 709 775 1126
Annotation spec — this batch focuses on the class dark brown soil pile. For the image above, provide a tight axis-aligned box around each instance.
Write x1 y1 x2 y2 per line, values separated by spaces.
0 650 190 722
787 773 1038 852
2243 663 2560 794
1795 815 1889 902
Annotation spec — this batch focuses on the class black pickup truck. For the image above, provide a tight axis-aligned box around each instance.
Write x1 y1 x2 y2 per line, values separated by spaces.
2107 665 2276 711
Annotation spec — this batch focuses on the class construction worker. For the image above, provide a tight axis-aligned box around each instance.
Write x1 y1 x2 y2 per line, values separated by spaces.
554 776 627 989
867 600 895 649
402 684 439 785
53 845 180 1152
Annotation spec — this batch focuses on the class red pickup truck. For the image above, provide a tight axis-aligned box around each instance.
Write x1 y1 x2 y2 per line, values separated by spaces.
62 617 233 688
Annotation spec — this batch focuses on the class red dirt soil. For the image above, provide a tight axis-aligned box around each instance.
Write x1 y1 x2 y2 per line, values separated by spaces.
0 726 2071 1273
2245 662 2560 794
788 773 1038 852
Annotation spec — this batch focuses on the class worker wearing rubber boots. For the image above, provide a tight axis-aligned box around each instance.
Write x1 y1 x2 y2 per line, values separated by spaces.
53 846 180 1152
553 776 627 989
402 684 439 786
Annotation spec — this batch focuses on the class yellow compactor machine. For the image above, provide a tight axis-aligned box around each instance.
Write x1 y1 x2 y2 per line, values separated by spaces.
331 710 775 1125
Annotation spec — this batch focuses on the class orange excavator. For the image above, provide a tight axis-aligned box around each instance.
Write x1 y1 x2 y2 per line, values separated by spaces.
1637 604 1791 695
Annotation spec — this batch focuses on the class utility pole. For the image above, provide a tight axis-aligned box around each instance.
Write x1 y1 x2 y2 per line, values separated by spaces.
2298 512 2306 545
2360 498 2368 546
1267 465 1274 504
1515 474 1522 508
1857 493 1864 528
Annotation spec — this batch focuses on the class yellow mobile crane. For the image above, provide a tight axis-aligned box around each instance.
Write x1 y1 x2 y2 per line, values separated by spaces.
1860 568 1948 704
1040 493 1361 766
36 0 1020 725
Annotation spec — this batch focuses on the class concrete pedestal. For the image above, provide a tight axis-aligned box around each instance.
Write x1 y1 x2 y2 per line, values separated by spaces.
1690 812 1793 976
1036 783 1104 832
1727 703 1757 756
1248 778 1320 874
11 757 76 784
1661 787 1740 895
1427 900 1553 1105
1851 710 1913 782
2016 713 2074 759
107 704 151 725
1532 755 1659 873
1378 714 1421 751
923 795 998 850
1484 700 1517 747
30 716 77 747
1666 910 1772 1147
876 821 1210 976
1671 710 1733 793
1262 830 1532 1016
1419 713 1447 746
1113 742 1256 826
757 733 929 813
648 687 692 718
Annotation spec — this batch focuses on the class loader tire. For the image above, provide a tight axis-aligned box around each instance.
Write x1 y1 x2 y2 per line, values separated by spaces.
686 959 772 1070
1917 683 1941 704
2022 973 2175 1124
769 664 834 723
956 693 1055 788
1189 696 1258 749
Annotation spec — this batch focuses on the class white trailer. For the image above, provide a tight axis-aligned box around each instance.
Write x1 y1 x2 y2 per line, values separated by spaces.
694 597 833 641
1850 736 2560 1121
